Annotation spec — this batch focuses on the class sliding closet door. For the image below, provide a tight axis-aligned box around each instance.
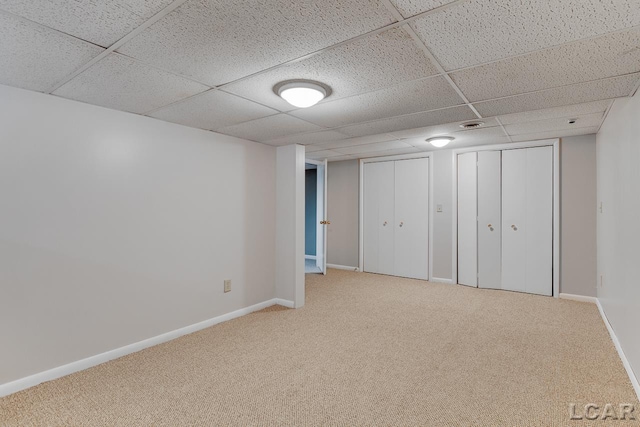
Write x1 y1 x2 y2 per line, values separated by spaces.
502 147 553 296
394 158 429 280
477 151 501 289
457 152 477 287
363 161 395 275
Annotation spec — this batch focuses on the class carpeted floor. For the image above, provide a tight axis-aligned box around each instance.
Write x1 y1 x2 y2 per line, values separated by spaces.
1 269 638 426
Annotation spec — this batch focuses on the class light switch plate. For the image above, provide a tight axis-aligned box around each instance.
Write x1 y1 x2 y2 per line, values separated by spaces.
224 280 231 293
437 204 443 213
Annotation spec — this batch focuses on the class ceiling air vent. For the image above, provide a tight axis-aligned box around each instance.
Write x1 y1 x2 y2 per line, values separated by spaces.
459 121 485 129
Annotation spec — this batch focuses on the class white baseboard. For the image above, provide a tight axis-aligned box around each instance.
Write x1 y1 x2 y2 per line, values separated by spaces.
326 264 359 272
0 298 283 398
559 293 598 304
431 277 454 284
274 298 295 308
596 299 640 401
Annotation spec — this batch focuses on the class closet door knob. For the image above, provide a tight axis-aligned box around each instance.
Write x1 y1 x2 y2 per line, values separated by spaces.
399 222 404 227
488 224 494 231
511 224 518 231
383 221 387 226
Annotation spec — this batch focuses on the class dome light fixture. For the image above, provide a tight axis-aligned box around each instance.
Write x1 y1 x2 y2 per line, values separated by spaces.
426 136 455 148
274 80 331 109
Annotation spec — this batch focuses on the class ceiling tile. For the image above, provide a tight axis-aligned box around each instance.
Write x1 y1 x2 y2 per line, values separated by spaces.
0 0 173 47
505 112 604 136
305 150 344 160
291 76 465 128
498 100 611 125
338 105 477 137
265 130 350 147
0 13 104 92
356 146 422 159
389 116 499 139
306 134 400 152
510 126 599 143
217 114 322 142
53 54 208 114
411 0 640 70
473 73 640 117
334 140 414 155
149 90 277 131
452 28 640 102
406 126 510 150
117 0 395 86
326 155 358 162
388 0 457 18
223 27 439 111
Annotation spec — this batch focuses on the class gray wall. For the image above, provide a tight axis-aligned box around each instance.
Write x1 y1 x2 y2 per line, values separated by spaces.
305 169 317 256
560 135 597 297
431 150 454 281
327 160 359 267
596 92 640 383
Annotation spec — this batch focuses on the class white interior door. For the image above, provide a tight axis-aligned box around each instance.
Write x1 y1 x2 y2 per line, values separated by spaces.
457 152 477 287
394 158 429 280
363 161 394 274
525 147 553 296
477 151 501 289
314 159 327 274
502 149 527 293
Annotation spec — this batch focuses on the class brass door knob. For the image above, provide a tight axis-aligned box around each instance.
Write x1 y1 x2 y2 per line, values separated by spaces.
488 224 494 231
319 220 330 225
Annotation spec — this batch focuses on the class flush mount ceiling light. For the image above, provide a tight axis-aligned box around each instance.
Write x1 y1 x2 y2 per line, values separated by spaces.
274 80 332 109
426 136 455 148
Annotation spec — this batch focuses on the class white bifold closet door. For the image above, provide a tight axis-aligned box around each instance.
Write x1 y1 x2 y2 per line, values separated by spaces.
457 152 477 287
501 147 553 296
394 158 429 280
477 151 501 289
363 158 429 280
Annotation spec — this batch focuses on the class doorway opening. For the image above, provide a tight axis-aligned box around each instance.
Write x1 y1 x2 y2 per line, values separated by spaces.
305 160 327 274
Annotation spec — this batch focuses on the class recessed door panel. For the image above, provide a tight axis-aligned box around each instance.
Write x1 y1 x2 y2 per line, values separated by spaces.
394 158 429 280
477 151 501 289
457 152 477 287
363 161 395 275
501 149 527 293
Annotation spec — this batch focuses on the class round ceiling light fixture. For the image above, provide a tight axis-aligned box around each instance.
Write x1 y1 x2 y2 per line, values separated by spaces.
426 136 455 148
274 80 332 109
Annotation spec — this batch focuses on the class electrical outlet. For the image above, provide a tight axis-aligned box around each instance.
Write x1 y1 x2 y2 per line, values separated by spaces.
224 279 231 293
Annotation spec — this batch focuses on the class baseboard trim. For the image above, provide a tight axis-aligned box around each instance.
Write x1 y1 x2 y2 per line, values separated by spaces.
0 298 282 398
326 264 359 272
274 298 295 308
431 277 454 284
558 293 597 304
596 299 640 401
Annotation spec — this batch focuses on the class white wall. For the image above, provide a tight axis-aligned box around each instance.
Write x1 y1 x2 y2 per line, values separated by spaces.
431 150 454 281
596 92 640 383
560 135 597 297
327 160 359 268
0 84 277 385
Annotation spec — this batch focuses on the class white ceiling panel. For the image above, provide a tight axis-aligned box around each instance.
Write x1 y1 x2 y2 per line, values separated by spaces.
223 27 439 112
53 54 208 114
326 155 358 162
505 112 604 136
0 0 173 47
306 134 400 152
291 76 465 128
356 146 422 159
411 0 640 70
338 105 478 137
498 100 611 126
217 114 322 142
389 116 499 139
452 28 640 102
510 126 599 143
305 149 344 160
388 0 457 18
334 140 413 155
265 130 350 147
149 89 277 131
474 73 640 117
117 0 395 87
406 126 510 151
0 13 104 92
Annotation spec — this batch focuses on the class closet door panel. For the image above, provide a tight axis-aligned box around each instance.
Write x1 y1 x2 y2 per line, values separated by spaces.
363 162 382 273
377 161 396 276
525 147 553 296
457 152 478 287
477 151 502 289
394 158 429 280
501 149 527 293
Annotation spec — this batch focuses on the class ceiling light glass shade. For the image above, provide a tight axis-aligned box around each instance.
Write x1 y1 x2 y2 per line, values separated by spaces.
277 81 328 108
426 136 454 148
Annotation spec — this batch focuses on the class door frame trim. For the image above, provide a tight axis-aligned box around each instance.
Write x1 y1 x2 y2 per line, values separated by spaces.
358 153 434 281
451 139 560 297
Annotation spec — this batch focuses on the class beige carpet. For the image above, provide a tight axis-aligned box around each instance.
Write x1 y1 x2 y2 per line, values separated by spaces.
1 270 638 426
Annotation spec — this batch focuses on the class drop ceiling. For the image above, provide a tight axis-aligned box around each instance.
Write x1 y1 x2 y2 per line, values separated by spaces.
1 0 639 161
